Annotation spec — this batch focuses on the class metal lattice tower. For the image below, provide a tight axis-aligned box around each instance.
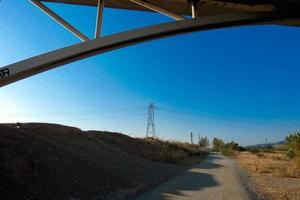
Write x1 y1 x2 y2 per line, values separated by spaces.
146 103 156 138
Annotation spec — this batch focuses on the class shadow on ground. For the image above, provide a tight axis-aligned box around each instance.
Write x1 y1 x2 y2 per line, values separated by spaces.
134 154 223 200
195 154 223 169
161 171 218 199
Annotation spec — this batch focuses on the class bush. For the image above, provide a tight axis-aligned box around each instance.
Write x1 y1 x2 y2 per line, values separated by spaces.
212 138 244 156
212 138 225 152
287 150 296 158
248 148 261 154
198 136 209 149
262 148 274 153
144 138 208 163
221 148 236 156
238 146 247 152
285 132 300 157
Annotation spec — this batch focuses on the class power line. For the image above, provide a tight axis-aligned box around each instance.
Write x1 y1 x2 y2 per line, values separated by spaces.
156 113 299 133
2 104 299 134
157 107 300 130
4 113 146 122
2 106 147 118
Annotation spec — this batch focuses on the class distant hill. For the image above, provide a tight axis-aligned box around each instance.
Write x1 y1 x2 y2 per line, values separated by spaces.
246 141 285 149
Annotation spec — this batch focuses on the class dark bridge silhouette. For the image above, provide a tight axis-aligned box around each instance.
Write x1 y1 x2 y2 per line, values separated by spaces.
0 0 299 87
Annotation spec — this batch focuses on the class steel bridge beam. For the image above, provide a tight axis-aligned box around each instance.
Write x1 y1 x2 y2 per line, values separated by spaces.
95 0 105 38
0 12 293 87
30 0 89 42
191 1 198 19
129 0 186 21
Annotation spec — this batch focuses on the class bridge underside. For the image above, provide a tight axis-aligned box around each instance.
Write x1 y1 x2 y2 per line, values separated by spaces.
0 0 300 87
41 0 300 25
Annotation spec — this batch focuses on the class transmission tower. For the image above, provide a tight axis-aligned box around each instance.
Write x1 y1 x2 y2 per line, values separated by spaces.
146 103 156 138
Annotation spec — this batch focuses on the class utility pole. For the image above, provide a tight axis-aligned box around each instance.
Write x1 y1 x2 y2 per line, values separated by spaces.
191 132 193 144
146 103 156 138
265 137 268 145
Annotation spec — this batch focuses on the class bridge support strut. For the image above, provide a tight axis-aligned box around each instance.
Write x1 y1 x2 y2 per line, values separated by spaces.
30 0 89 41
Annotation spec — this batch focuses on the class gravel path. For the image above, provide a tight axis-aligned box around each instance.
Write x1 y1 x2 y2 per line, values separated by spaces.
134 153 253 200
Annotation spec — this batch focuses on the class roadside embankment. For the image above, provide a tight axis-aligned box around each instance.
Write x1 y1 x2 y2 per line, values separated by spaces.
0 123 207 200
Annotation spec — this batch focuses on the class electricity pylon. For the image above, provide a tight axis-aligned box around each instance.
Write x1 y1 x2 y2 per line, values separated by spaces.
146 103 156 138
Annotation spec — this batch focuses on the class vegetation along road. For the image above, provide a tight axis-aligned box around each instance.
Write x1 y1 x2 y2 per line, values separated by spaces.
135 153 253 200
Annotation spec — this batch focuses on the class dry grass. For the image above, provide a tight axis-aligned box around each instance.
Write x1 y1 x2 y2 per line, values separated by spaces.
141 137 207 163
236 151 300 200
237 151 300 178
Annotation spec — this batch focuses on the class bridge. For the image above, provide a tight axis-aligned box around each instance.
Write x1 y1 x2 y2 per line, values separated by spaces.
0 0 299 87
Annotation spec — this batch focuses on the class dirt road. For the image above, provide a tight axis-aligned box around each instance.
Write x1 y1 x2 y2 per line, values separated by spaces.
134 153 253 200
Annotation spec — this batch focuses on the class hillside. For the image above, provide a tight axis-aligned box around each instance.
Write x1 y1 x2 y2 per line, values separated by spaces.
245 141 285 149
0 123 206 200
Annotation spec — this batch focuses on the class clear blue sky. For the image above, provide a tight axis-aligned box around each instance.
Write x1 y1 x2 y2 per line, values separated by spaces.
0 1 300 146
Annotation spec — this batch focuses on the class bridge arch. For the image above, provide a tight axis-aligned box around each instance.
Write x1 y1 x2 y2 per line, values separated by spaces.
0 0 299 87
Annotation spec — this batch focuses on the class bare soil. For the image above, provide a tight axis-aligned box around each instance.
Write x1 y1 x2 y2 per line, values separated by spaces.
0 123 206 200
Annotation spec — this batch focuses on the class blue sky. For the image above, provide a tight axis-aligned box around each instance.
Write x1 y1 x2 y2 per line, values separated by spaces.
0 1 300 145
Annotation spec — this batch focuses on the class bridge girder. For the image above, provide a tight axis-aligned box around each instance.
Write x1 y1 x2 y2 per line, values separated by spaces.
0 0 300 87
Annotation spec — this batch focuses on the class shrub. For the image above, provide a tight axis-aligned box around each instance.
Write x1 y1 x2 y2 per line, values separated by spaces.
285 132 300 157
198 136 209 149
248 148 261 154
212 138 245 156
221 148 236 156
212 138 225 152
287 150 296 158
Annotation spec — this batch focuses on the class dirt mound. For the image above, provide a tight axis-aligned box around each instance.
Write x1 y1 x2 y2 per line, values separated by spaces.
0 123 199 200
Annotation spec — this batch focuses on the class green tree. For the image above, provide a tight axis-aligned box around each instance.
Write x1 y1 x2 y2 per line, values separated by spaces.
199 136 209 149
225 142 239 151
212 138 225 152
285 132 300 157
